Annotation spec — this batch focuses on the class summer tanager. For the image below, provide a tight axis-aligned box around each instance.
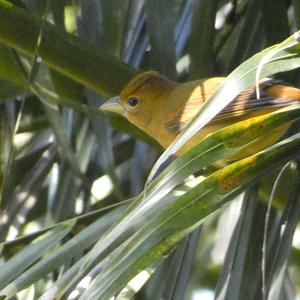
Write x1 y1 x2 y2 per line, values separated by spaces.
100 71 300 161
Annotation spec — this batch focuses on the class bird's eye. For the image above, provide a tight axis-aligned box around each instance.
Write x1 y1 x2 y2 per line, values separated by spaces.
127 96 140 107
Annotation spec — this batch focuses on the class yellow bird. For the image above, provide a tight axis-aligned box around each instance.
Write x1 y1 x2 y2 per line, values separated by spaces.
100 71 300 161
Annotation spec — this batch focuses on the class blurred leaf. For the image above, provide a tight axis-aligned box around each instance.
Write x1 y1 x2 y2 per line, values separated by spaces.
145 0 177 78
0 222 74 291
260 0 290 45
1 201 128 258
49 0 65 29
0 144 57 240
100 0 130 55
0 206 125 298
215 187 260 300
0 79 21 100
0 44 25 87
188 0 218 78
226 0 265 71
160 228 202 300
0 0 137 96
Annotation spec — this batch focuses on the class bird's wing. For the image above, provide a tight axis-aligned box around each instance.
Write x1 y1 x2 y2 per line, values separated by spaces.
166 79 298 134
214 79 295 121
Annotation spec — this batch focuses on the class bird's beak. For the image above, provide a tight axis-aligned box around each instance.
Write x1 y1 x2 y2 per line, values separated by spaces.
100 96 123 115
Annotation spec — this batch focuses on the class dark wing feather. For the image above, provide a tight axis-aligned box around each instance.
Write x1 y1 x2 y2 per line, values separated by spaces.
213 79 294 121
166 79 296 133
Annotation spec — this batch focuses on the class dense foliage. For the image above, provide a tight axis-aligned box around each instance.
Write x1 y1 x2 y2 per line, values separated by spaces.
0 0 300 299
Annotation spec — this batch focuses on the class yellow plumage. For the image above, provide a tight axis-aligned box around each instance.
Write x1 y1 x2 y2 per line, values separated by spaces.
100 71 300 161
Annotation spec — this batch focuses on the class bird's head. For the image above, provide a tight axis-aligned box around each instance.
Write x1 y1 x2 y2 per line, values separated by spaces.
100 71 175 135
